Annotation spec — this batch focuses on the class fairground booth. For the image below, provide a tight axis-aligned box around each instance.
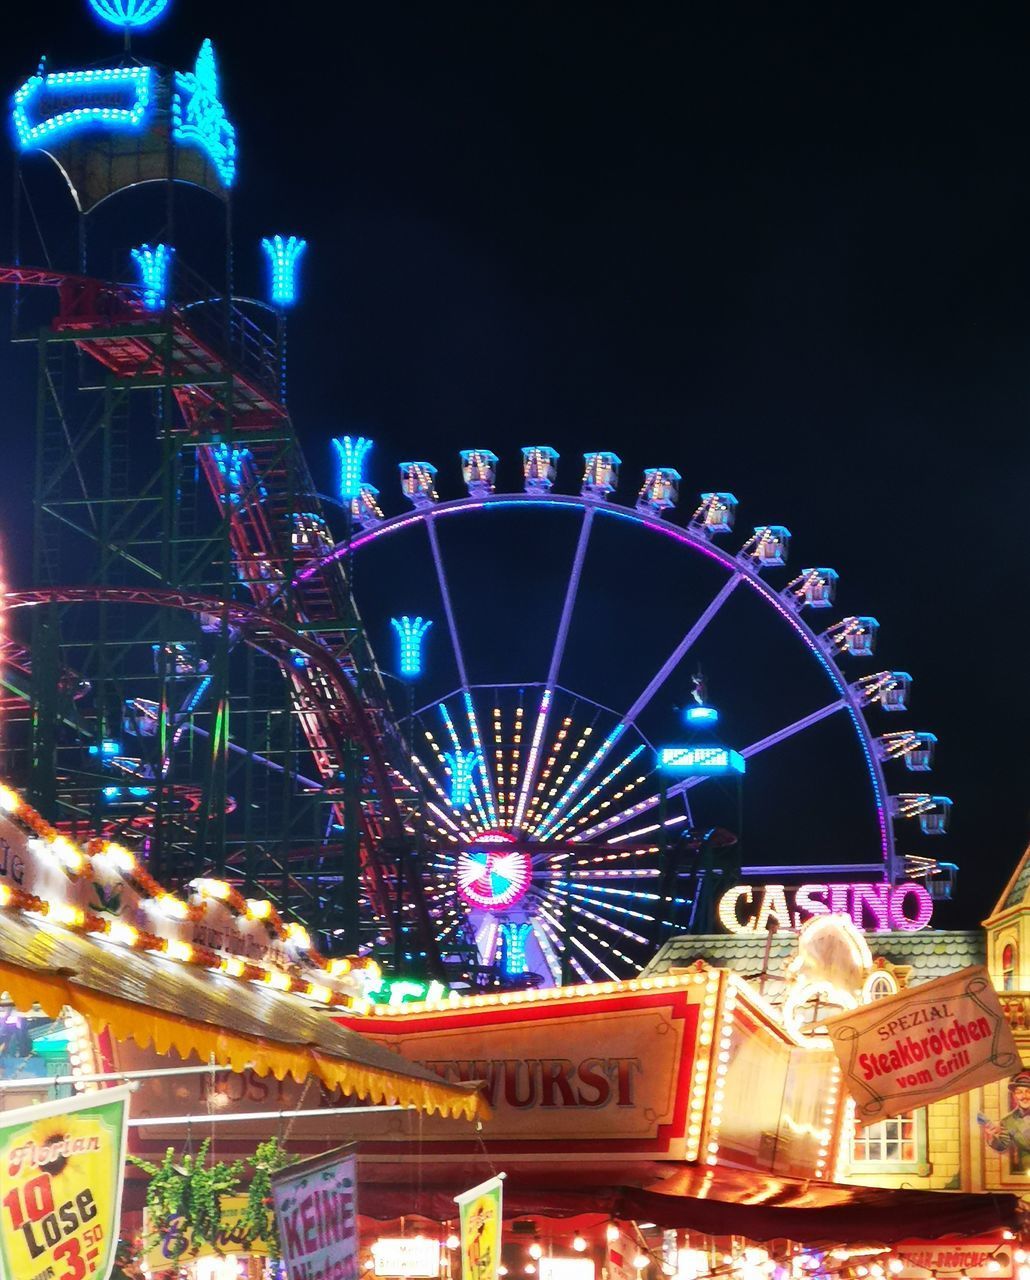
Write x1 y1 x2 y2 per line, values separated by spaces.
0 0 1023 1277
2 785 1021 1279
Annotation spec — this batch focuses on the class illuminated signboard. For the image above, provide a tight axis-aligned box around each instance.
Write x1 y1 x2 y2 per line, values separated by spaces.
658 746 745 776
372 1237 442 1278
367 977 450 1007
718 881 934 934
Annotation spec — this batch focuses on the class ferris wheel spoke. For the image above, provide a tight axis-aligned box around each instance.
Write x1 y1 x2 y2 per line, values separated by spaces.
425 515 500 825
513 505 596 831
665 694 850 801
533 913 575 984
570 694 850 845
739 695 849 760
534 572 742 840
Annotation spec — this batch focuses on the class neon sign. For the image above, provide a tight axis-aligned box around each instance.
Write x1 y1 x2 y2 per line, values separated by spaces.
12 66 154 150
658 745 745 775
367 976 449 1007
718 881 934 935
171 40 236 187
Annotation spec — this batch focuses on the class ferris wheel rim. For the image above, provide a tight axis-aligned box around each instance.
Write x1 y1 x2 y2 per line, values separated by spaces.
312 489 897 875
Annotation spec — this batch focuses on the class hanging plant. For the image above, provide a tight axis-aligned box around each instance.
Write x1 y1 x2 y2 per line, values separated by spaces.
130 1136 297 1259
130 1138 244 1252
238 1136 299 1258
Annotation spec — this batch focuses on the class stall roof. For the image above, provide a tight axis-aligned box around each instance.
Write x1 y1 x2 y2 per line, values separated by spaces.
644 932 985 986
0 910 483 1121
354 1160 1020 1245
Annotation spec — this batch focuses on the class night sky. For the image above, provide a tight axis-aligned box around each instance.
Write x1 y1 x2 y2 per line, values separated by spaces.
1 1 1029 929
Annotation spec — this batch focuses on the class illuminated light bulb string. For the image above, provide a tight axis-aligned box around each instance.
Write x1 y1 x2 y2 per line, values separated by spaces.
605 1226 1017 1280
350 1225 1012 1280
0 783 377 1010
409 690 681 985
12 66 153 150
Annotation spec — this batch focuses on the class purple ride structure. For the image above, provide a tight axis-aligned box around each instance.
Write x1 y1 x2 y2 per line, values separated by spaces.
297 450 956 987
0 0 954 988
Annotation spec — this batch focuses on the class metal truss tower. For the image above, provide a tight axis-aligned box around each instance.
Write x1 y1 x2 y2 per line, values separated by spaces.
0 23 440 968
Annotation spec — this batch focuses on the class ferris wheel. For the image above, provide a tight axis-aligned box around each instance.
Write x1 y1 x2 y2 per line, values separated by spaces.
301 447 952 988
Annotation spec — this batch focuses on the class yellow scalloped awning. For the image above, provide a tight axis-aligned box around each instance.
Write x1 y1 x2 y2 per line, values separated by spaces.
0 911 485 1122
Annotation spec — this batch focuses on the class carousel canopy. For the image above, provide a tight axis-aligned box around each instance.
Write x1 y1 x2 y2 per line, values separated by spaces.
0 907 483 1121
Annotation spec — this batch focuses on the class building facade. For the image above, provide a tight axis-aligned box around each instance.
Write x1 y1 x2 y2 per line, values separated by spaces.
644 856 1030 1199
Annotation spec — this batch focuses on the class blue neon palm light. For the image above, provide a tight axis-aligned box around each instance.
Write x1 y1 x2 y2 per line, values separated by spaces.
12 66 153 150
445 750 480 808
332 436 373 501
172 39 236 186
261 235 307 308
391 616 432 679
87 0 171 28
500 922 532 977
130 243 173 311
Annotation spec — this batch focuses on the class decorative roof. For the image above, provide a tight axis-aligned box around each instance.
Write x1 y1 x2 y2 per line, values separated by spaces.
992 841 1030 916
643 930 985 988
0 781 487 1118
0 907 482 1120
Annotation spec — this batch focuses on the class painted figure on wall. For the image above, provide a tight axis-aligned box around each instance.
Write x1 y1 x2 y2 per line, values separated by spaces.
981 1069 1030 1172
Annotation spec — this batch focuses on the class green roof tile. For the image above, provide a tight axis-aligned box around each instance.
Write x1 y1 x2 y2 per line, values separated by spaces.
643 930 984 987
1002 860 1030 912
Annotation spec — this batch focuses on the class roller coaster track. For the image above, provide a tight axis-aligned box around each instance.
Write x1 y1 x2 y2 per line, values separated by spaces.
0 266 440 969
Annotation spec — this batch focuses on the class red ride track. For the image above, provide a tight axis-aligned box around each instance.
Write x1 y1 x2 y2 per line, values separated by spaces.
0 264 439 965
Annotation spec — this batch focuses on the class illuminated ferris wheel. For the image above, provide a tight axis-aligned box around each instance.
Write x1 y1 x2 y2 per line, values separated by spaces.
303 446 952 989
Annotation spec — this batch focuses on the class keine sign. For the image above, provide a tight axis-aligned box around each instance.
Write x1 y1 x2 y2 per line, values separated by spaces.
271 1145 357 1280
823 967 1019 1122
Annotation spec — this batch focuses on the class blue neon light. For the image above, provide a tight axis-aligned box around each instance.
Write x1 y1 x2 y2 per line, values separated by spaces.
445 750 480 808
87 0 170 29
500 922 532 977
130 243 173 311
171 40 236 187
210 442 266 506
12 65 153 151
88 739 123 758
332 436 373 502
686 705 719 725
262 234 307 308
658 745 745 776
391 616 432 679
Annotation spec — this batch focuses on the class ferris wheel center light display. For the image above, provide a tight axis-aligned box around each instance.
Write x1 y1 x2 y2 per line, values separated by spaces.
457 834 532 910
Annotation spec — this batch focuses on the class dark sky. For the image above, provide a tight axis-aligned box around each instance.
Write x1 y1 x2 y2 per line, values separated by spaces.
1 1 1029 927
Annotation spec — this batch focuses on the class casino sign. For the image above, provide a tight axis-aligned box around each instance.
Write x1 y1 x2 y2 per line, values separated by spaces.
718 879 935 935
